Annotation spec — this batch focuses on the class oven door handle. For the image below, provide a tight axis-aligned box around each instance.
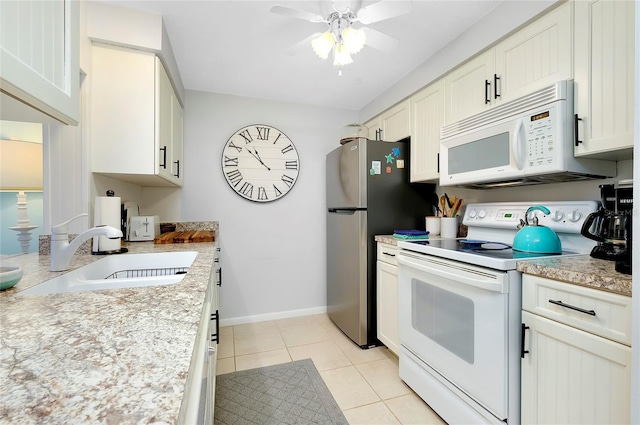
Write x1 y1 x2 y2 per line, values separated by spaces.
397 253 506 293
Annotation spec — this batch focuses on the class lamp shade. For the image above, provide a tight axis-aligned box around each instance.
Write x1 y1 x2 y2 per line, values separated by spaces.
0 140 43 190
333 43 353 66
342 27 366 54
312 32 336 60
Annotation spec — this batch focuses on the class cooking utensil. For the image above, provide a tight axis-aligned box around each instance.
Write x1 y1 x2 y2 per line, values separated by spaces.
450 198 463 217
430 192 442 216
513 205 562 254
445 193 453 209
439 195 448 217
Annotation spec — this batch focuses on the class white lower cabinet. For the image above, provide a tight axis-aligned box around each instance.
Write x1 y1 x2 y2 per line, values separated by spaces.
179 249 220 424
376 242 399 355
521 275 631 425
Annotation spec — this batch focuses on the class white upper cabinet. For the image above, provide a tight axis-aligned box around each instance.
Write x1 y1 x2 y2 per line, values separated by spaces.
410 79 444 182
444 50 495 125
364 116 381 141
494 1 572 103
444 2 572 126
0 0 79 125
380 99 411 142
91 44 183 187
574 0 635 159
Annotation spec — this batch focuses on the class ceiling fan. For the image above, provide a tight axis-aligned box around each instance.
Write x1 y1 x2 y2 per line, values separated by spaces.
270 0 411 71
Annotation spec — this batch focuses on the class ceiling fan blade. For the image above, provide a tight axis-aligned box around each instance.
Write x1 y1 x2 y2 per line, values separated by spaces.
362 27 399 54
270 5 326 23
284 32 323 56
356 0 412 25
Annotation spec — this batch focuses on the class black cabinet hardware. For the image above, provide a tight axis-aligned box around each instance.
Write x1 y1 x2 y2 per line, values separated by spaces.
382 252 396 257
574 114 583 146
521 323 530 358
160 146 167 169
548 299 596 316
437 153 440 173
494 74 501 99
217 267 222 287
173 160 180 178
485 80 491 104
375 128 383 141
210 310 219 344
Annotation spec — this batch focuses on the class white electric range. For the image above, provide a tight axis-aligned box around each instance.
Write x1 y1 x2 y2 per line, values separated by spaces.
396 201 599 425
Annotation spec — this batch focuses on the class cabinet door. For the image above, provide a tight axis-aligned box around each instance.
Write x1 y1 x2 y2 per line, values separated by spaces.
574 0 635 159
381 99 411 142
156 58 174 182
494 2 572 104
521 311 631 425
376 260 399 355
444 50 494 125
91 44 156 176
410 80 443 182
0 0 79 125
364 117 381 141
171 96 184 184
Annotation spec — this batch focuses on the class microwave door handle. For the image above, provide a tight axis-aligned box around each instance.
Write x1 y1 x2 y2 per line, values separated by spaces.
513 118 526 170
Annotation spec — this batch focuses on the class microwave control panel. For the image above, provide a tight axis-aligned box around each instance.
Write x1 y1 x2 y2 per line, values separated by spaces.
526 105 556 167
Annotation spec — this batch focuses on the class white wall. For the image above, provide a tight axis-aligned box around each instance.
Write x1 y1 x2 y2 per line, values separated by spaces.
181 90 357 322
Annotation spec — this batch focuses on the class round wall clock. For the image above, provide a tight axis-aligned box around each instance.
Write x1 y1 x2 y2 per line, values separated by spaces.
221 124 300 203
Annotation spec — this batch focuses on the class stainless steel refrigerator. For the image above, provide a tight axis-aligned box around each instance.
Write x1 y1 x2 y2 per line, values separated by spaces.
326 138 435 348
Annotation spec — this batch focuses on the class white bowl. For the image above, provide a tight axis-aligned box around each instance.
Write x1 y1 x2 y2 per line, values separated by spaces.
0 266 23 290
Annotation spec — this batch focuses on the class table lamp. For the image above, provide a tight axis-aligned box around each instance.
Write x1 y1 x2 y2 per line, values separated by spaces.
0 139 43 254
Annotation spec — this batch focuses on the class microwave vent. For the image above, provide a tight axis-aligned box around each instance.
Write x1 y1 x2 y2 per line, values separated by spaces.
458 171 609 189
441 81 570 140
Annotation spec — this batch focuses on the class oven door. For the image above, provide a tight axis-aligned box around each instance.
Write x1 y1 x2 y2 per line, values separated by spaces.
397 250 510 420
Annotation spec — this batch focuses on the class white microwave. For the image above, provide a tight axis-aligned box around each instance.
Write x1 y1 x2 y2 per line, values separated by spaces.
439 81 615 188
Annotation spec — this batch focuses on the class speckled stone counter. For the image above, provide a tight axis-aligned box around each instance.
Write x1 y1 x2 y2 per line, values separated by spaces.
517 255 632 297
0 238 217 423
374 235 398 245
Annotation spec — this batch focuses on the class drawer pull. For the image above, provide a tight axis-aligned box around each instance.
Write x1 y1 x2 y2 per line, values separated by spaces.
382 252 396 257
548 299 596 316
521 323 530 358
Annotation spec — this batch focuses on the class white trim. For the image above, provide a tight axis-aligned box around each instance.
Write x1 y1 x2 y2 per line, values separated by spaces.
219 306 327 327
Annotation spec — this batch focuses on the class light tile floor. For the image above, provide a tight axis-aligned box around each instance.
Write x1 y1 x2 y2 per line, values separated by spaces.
216 313 447 425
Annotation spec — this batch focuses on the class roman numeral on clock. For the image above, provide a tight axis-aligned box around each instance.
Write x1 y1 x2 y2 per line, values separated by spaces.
272 133 281 145
281 174 295 187
238 130 253 144
224 156 238 167
273 184 283 198
226 169 243 186
281 144 294 154
239 181 254 197
256 126 270 140
285 160 298 170
257 187 268 200
228 141 243 153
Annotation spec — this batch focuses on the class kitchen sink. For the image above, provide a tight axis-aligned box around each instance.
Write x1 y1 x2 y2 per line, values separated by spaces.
19 251 198 295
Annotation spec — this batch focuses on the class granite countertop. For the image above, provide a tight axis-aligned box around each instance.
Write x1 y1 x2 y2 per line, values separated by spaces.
0 240 217 423
517 255 632 297
374 235 399 245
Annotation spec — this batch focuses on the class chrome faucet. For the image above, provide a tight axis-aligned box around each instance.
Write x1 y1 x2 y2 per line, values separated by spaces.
50 213 123 271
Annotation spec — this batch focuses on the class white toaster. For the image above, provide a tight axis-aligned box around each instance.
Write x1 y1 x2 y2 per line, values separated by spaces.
128 215 160 241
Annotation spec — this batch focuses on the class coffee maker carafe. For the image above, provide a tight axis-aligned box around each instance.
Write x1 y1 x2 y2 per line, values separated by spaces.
580 181 632 271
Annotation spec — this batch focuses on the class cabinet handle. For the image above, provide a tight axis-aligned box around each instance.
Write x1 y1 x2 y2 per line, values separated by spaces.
210 309 220 344
375 128 383 141
173 160 180 178
548 299 596 316
382 252 396 257
437 153 440 173
521 323 530 358
217 267 222 287
484 80 491 104
574 114 583 146
493 74 501 99
160 146 167 169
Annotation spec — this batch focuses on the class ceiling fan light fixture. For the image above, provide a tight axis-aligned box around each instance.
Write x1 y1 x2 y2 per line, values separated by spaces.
312 31 335 60
342 26 366 54
333 43 353 67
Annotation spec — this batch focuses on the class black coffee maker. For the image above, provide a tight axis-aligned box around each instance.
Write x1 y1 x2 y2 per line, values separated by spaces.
581 181 632 274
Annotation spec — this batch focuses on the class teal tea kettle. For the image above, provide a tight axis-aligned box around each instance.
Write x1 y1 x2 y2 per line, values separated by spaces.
513 205 562 254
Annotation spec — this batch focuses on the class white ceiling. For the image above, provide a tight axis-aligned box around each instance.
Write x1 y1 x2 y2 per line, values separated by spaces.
97 0 503 110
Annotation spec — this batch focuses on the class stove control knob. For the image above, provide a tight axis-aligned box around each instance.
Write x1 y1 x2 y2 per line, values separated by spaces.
468 209 477 218
551 210 564 222
478 209 487 219
567 210 582 222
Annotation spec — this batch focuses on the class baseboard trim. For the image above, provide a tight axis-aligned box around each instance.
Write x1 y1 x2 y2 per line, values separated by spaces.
219 306 328 327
